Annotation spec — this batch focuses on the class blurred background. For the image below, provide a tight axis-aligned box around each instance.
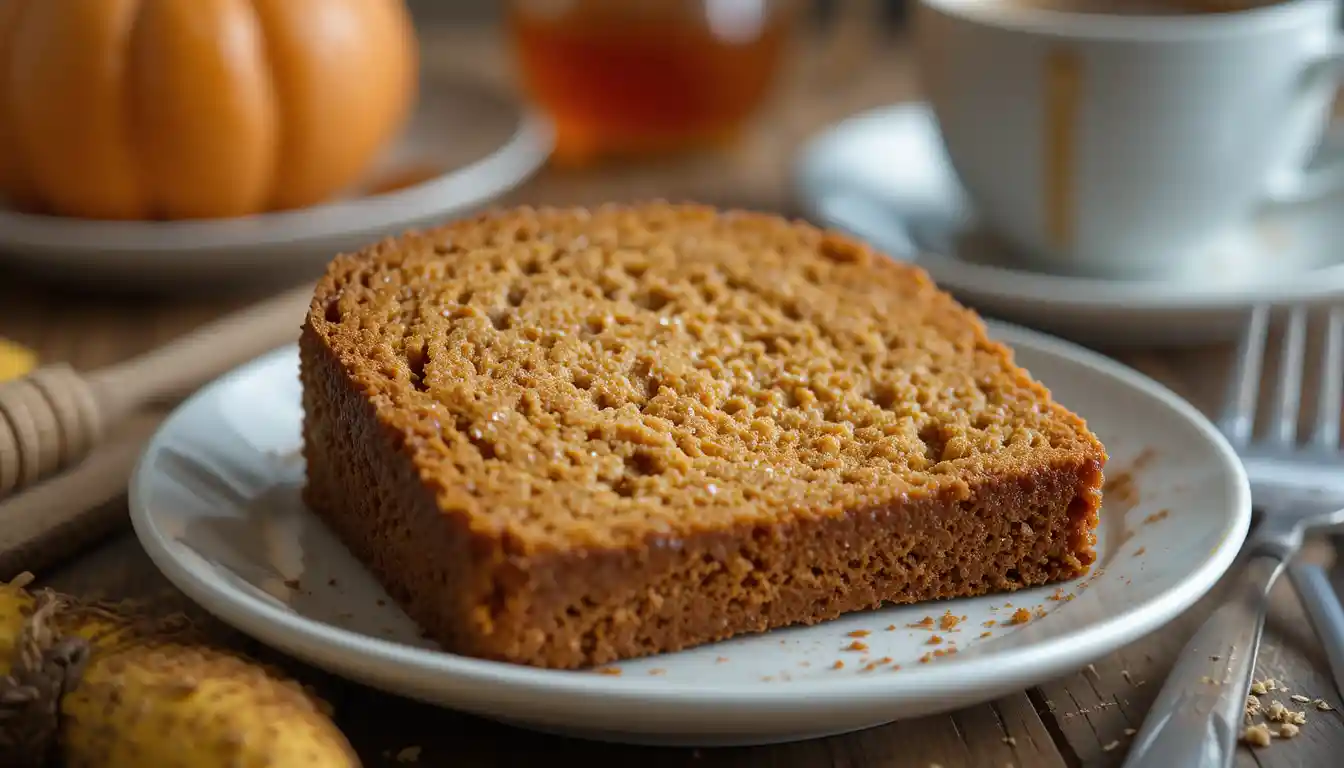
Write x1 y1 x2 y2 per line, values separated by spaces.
405 0 910 26
0 0 1338 300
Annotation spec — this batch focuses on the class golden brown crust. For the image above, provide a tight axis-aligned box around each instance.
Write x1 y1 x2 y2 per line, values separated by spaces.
300 202 1106 669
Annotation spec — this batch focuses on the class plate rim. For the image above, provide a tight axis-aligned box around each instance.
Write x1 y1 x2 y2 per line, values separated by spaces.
793 101 1344 312
128 320 1252 710
0 75 553 255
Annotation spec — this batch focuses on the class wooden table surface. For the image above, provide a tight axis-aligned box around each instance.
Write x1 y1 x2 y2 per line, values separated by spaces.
3 24 1344 768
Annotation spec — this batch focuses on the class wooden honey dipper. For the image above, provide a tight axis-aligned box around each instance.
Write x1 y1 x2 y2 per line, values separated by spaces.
0 282 316 499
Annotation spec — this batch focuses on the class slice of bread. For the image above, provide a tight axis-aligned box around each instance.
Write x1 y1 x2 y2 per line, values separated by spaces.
300 203 1105 669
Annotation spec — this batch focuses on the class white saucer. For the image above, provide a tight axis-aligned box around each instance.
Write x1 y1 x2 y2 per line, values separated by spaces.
128 322 1250 747
794 103 1344 347
0 72 552 291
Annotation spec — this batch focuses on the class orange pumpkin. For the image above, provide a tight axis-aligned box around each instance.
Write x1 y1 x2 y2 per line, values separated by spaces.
0 0 418 220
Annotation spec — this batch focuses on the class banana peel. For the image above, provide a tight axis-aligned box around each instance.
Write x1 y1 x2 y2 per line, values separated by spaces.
0 573 360 767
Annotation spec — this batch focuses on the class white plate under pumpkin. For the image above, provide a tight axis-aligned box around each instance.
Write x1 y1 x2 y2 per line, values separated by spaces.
128 321 1251 747
0 73 551 291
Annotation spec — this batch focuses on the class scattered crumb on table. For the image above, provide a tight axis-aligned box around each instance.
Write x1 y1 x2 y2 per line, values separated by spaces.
1063 702 1116 720
1241 723 1272 747
1267 700 1307 725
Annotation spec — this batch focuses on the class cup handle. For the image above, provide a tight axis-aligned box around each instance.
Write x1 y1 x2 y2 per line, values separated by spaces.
1265 37 1344 204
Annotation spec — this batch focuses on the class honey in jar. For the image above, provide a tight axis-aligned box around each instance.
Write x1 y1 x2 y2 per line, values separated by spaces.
506 0 796 166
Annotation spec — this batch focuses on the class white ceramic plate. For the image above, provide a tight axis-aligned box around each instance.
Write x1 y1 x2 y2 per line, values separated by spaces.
0 72 552 291
794 103 1344 347
129 322 1252 747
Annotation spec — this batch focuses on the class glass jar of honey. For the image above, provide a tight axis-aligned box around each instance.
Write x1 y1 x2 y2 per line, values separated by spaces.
505 0 800 167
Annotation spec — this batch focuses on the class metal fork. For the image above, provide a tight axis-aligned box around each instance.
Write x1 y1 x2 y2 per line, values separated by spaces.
1226 306 1344 708
1124 304 1344 768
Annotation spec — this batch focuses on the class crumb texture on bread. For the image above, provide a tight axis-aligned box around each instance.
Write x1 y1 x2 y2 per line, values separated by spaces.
301 203 1106 668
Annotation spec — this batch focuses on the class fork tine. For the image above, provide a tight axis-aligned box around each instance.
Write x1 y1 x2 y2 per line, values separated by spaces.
1311 305 1344 451
1272 306 1309 447
1221 305 1270 447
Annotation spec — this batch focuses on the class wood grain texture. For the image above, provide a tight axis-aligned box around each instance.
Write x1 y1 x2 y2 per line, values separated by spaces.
2 23 1343 768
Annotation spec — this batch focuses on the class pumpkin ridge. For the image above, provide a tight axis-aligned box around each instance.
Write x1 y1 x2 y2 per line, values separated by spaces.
10 0 151 219
128 0 280 219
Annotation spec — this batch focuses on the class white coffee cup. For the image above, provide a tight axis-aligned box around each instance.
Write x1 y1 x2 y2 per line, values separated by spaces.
915 0 1344 279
